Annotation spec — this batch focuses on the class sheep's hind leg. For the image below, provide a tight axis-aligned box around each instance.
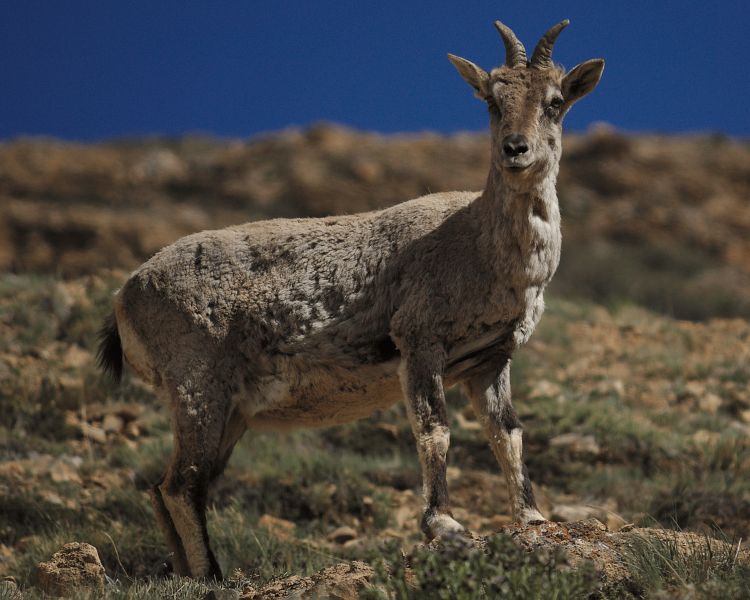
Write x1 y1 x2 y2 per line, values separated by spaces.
153 380 244 580
399 343 465 539
150 471 191 576
463 362 546 524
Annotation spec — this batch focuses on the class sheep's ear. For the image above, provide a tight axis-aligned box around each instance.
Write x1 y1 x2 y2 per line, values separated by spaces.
562 59 604 110
448 54 490 98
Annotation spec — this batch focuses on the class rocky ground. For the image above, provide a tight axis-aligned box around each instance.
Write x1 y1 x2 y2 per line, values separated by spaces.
237 520 750 599
1 128 750 598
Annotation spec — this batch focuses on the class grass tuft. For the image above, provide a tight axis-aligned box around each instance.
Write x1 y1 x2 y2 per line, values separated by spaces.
625 526 749 598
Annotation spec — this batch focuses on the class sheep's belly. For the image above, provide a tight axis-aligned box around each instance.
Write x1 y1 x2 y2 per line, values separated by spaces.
237 321 519 430
240 358 404 430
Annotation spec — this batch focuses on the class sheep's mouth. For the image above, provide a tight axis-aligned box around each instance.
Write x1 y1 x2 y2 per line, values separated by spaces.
504 163 532 173
501 155 534 172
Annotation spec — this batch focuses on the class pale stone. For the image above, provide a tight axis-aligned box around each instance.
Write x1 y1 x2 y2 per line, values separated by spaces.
699 393 722 413
35 542 105 596
0 462 25 478
529 380 563 399
329 526 358 544
693 429 721 445
549 432 600 455
61 345 92 369
102 413 124 433
49 459 82 484
342 538 365 551
378 528 405 540
80 422 107 444
551 504 598 522
257 514 296 541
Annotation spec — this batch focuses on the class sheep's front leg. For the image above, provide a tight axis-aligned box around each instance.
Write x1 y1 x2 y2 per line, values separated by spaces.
463 362 546 524
399 343 465 539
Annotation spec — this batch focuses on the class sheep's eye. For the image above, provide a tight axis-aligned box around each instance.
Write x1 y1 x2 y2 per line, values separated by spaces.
545 97 563 117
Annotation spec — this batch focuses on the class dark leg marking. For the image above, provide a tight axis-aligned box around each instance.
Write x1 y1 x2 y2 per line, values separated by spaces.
464 363 545 523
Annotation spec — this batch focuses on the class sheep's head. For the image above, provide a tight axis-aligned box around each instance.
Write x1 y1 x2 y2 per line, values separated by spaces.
449 21 604 187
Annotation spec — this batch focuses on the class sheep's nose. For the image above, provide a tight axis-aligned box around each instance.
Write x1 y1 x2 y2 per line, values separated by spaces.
502 134 529 157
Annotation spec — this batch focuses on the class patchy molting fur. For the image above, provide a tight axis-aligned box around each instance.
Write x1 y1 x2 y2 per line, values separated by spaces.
98 20 603 579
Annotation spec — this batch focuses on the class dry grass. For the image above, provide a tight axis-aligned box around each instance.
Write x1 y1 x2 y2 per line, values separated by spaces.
2 129 750 597
2 271 750 597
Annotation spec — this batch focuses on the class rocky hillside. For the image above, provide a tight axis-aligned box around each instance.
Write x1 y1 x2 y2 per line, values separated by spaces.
2 126 749 319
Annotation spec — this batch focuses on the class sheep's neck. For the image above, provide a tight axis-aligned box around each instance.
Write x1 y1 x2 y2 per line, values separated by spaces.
476 162 562 290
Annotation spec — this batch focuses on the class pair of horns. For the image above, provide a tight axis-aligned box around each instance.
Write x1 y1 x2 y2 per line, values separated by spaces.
495 20 569 69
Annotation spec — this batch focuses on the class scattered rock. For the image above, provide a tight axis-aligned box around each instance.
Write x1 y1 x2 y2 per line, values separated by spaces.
257 514 296 541
549 432 601 455
529 380 563 399
61 345 92 370
124 420 141 439
684 381 706 397
16 536 42 553
49 458 82 484
306 561 375 600
236 520 748 599
343 537 365 551
79 422 107 444
0 462 25 479
329 526 358 545
85 402 143 423
393 507 417 532
378 528 406 540
102 413 124 433
63 403 149 444
693 429 722 446
551 504 599 522
699 393 723 413
552 499 628 531
35 542 105 597
24 454 55 476
40 491 65 505
607 513 630 532
596 378 625 398
240 560 374 600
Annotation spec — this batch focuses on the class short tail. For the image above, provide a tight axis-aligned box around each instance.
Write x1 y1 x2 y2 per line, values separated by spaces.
97 310 123 385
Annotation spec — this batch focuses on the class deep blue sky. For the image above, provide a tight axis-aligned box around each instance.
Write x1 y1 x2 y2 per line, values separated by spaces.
2 1 749 142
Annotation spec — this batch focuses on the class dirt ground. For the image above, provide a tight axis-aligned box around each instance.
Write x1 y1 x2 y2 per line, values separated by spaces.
1 128 750 596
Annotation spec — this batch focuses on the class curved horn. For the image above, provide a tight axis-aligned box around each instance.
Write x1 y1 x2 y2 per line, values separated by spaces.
530 20 569 69
494 21 527 68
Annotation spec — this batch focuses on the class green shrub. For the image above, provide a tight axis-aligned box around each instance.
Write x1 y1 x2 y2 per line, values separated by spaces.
361 534 597 600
